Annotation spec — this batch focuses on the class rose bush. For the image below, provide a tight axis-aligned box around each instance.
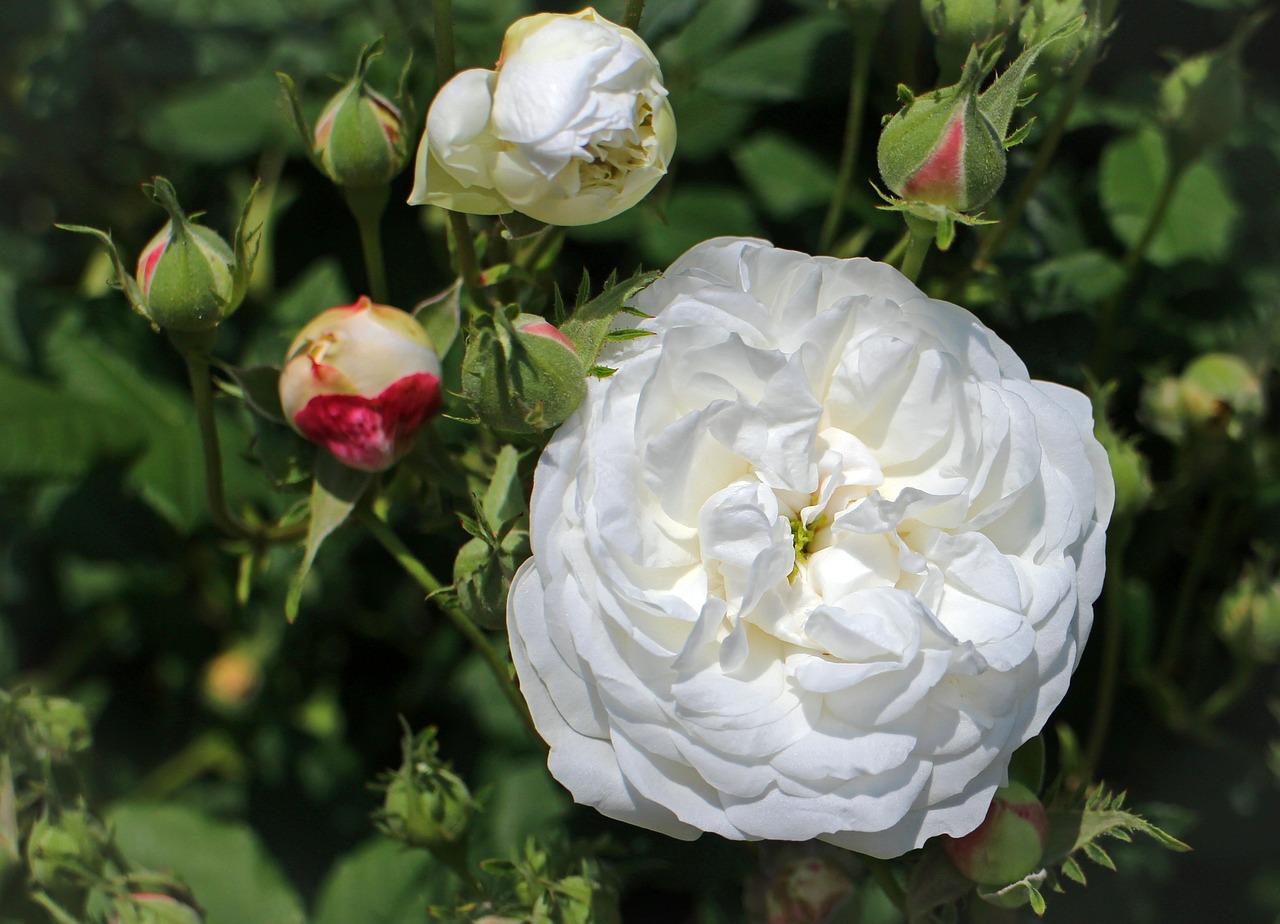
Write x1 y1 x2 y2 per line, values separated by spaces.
408 7 675 226
507 237 1113 858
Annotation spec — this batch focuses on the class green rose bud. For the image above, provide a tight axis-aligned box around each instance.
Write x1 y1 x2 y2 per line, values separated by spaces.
26 806 107 890
314 80 408 189
462 312 587 434
1159 15 1261 167
59 178 258 334
922 0 1020 75
1019 0 1089 75
943 782 1048 887
14 693 91 762
1216 568 1280 664
377 727 474 863
878 59 1007 212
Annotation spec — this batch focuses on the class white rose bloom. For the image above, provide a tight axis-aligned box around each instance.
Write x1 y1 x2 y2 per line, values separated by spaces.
408 8 676 227
507 238 1114 858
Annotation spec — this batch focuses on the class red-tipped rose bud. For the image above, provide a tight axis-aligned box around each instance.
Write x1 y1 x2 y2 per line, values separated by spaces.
280 296 442 472
943 782 1048 886
461 312 587 434
314 81 408 189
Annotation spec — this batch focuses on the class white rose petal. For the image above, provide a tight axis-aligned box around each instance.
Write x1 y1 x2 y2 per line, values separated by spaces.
507 238 1113 858
409 7 675 226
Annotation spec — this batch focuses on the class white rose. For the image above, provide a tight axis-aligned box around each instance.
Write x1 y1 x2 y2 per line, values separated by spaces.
408 8 676 227
507 238 1113 858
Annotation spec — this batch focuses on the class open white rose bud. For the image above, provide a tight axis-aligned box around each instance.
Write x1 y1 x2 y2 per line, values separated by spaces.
507 237 1113 859
409 7 676 226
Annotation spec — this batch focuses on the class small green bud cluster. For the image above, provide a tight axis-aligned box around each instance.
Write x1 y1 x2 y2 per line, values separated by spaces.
377 725 474 868
26 805 109 892
478 837 621 924
462 309 587 434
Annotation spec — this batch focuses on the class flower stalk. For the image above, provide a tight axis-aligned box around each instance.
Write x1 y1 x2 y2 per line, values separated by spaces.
899 214 935 283
345 185 390 303
623 0 646 31
819 16 880 254
358 507 543 747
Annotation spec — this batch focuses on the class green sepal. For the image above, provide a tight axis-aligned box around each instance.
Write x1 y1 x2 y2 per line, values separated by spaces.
56 223 151 324
558 270 661 369
276 71 327 174
979 14 1085 138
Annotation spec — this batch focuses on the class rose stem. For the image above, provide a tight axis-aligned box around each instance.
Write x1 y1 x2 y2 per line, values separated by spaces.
818 13 880 255
172 330 253 541
1081 527 1127 782
430 0 488 306
866 857 907 913
623 0 646 31
357 506 544 747
1090 155 1187 378
344 185 390 304
898 214 934 284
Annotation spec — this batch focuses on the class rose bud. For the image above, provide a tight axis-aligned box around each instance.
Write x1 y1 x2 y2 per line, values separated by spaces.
202 648 263 713
313 73 408 189
943 782 1049 886
1019 0 1089 77
764 858 855 924
410 8 676 226
1216 567 1280 665
377 727 474 870
14 693 92 762
26 806 108 890
922 0 1020 76
1159 15 1260 168
461 312 587 435
110 892 204 924
1141 352 1264 444
280 296 443 472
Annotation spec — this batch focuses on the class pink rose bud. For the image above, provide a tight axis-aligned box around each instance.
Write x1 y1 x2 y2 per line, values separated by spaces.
943 782 1049 886
765 858 855 924
279 296 442 472
314 80 408 189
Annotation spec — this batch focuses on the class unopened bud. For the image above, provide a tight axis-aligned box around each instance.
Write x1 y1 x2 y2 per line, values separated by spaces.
314 82 408 189
280 296 443 471
14 693 91 762
26 806 108 890
462 313 587 434
1217 568 1280 664
110 892 204 924
378 727 474 858
1019 0 1089 75
923 0 1020 75
943 782 1048 887
1141 352 1264 443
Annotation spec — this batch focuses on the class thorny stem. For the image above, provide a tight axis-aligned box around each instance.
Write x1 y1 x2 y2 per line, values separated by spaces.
623 0 646 31
345 185 390 304
1091 155 1187 377
819 18 879 254
358 507 543 747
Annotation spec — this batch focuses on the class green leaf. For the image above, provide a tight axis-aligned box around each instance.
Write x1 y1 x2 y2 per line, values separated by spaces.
905 847 975 924
558 271 661 370
243 258 352 367
0 365 144 478
640 186 762 266
1007 736 1046 794
731 131 838 219
481 444 526 527
665 85 754 162
413 281 462 359
656 0 761 71
1099 128 1240 267
218 363 285 423
141 71 288 164
107 802 305 924
287 454 371 622
1043 788 1192 875
312 836 451 924
698 12 843 102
